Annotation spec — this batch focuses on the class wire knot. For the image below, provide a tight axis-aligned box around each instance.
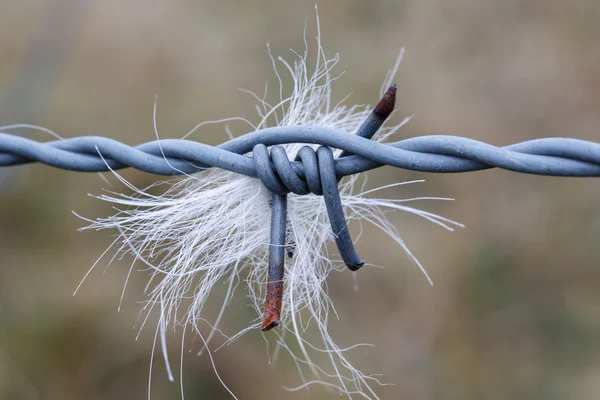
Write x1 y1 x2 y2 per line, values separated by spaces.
252 144 321 196
252 143 364 271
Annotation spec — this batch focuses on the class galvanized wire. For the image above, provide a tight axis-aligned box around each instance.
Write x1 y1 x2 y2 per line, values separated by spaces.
1 128 600 178
2 121 599 329
3 74 599 338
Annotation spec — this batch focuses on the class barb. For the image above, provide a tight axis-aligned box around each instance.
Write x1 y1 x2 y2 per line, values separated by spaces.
259 86 399 327
1 95 599 335
262 193 287 331
338 84 396 158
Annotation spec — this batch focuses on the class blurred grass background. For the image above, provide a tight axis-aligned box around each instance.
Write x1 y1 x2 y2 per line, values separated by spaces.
1 1 599 399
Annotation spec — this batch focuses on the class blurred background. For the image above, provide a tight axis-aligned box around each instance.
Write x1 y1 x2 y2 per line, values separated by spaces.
1 1 599 399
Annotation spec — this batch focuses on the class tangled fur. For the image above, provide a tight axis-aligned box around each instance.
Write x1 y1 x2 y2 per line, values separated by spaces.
79 14 463 400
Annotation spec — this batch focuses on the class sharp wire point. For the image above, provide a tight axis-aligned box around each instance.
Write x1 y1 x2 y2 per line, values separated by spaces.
1 26 599 400
261 193 287 332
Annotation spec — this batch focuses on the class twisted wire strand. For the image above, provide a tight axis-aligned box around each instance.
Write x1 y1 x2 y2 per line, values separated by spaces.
2 76 597 342
1 127 600 178
2 119 599 331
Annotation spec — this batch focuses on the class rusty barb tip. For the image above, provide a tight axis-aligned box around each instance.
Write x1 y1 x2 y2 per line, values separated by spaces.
373 84 397 119
261 319 280 332
261 279 283 331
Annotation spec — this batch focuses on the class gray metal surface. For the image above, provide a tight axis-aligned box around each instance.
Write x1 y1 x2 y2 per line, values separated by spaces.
1 128 599 177
1 125 598 302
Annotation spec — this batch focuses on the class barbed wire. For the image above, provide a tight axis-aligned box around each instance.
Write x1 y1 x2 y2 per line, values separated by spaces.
1 86 599 330
1 128 599 178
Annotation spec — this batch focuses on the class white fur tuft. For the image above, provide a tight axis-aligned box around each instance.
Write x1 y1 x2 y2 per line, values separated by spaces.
80 14 462 400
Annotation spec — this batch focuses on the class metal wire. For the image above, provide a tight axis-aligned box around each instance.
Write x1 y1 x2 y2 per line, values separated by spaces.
3 126 600 338
2 127 598 256
1 129 600 177
1 86 599 329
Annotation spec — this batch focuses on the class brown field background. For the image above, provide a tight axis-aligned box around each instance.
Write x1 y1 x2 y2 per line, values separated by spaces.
1 1 599 399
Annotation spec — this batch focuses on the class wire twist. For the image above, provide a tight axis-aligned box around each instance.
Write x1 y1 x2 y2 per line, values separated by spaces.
1 85 599 330
1 129 599 177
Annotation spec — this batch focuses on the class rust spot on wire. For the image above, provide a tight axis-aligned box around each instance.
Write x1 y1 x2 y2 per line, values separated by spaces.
262 193 286 331
373 84 396 119
261 268 284 331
